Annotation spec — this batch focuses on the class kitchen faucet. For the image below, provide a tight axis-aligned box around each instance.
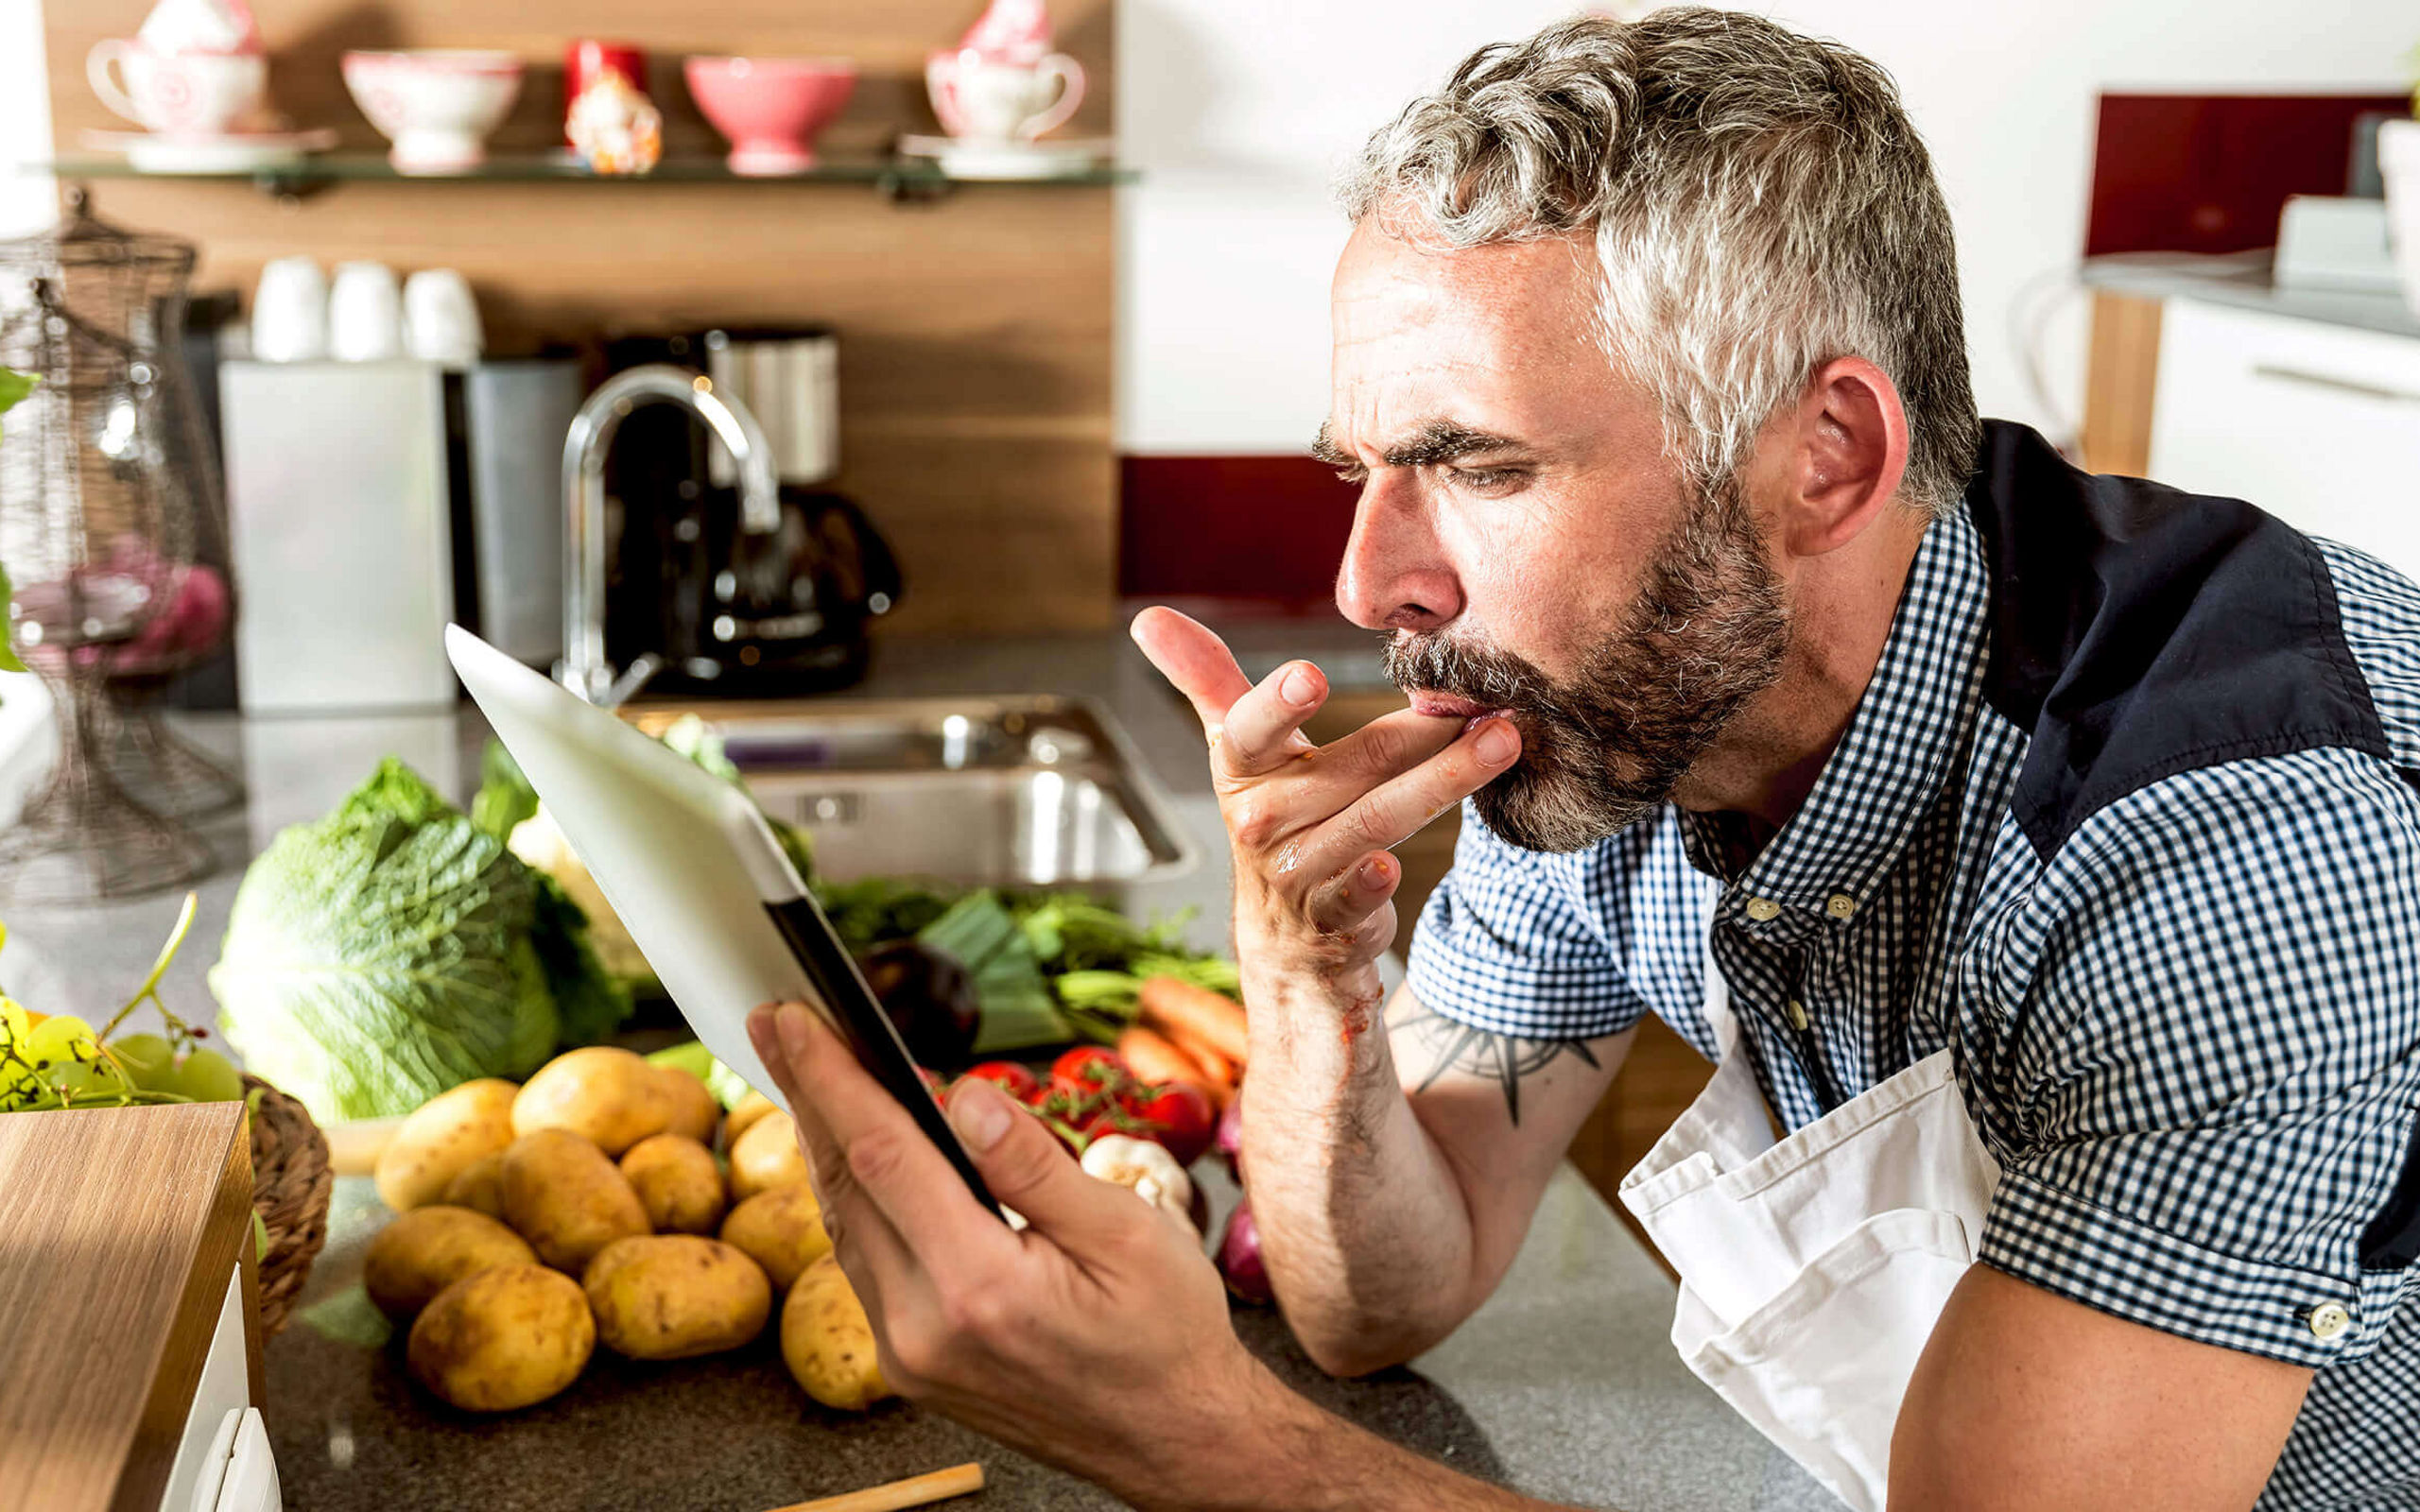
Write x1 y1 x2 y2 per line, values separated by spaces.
559 364 783 705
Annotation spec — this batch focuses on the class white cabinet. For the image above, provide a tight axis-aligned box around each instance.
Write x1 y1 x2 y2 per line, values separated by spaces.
160 1265 276 1512
2147 299 2420 580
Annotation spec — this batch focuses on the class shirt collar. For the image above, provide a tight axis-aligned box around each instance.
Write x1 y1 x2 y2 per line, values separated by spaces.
1680 507 1993 936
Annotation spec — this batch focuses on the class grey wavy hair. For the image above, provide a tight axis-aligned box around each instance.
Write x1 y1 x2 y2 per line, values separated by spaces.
1338 9 1981 516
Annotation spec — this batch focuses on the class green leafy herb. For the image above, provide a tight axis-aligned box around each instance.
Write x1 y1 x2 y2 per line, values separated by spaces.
296 1283 393 1349
469 737 538 841
646 1040 756 1110
920 891 1071 1052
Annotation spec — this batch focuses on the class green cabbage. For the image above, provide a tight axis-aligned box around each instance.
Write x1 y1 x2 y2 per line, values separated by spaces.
211 759 628 1121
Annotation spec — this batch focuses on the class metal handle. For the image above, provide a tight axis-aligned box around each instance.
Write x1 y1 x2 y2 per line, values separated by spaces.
2250 364 2420 405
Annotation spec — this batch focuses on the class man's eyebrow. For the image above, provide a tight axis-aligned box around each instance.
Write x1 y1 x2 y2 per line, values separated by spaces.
1308 419 1528 470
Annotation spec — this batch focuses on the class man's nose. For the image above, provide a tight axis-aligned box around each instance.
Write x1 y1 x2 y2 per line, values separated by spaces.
1333 475 1461 632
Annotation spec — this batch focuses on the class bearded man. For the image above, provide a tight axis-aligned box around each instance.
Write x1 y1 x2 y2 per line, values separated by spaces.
749 10 2420 1508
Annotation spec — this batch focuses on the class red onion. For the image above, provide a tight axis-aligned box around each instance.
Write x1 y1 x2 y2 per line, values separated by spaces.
1217 1197 1272 1305
1214 1090 1245 1177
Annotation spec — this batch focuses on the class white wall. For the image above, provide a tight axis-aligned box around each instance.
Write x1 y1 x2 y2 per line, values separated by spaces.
1116 0 2414 455
0 0 54 237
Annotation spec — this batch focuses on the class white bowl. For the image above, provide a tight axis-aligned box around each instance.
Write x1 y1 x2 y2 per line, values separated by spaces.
342 49 524 174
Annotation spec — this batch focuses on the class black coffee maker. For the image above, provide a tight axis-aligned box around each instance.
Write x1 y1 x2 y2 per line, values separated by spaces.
601 327 901 696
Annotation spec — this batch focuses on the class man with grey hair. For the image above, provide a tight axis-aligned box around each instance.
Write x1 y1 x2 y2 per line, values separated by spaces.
751 9 2420 1509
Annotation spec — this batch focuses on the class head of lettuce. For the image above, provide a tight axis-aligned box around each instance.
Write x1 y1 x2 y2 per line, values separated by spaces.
212 759 628 1122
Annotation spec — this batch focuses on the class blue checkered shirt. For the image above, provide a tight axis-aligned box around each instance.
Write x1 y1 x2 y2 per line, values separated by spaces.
1408 496 2420 1508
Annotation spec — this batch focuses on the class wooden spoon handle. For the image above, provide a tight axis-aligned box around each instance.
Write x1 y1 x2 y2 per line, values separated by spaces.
765 1462 986 1512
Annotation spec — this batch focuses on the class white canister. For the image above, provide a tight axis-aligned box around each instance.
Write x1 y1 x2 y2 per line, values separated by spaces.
250 256 327 363
327 261 404 362
402 269 484 369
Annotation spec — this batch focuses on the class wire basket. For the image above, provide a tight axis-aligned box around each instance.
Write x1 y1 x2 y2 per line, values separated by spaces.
0 190 237 902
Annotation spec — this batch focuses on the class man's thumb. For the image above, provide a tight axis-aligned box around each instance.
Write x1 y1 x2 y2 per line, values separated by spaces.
945 1077 1133 1246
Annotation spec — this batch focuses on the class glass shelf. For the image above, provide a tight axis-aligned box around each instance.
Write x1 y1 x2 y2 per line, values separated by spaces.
31 151 1136 199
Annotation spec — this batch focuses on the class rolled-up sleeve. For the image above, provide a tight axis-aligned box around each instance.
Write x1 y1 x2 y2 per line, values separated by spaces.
1405 800 1713 1044
1974 750 2420 1367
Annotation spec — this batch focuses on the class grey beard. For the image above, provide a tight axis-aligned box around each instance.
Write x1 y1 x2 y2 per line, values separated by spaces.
1383 474 1789 851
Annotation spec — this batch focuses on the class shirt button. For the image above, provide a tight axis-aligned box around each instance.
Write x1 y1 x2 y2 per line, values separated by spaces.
1786 999 1810 1031
1825 893 1858 919
1745 897 1782 922
2307 1302 2354 1342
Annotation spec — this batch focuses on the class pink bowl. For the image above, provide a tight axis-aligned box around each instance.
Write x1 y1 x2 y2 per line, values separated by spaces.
684 56 856 176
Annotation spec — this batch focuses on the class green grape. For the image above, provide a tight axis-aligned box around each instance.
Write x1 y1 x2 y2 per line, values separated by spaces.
21 1014 101 1068
0 998 28 1042
168 1047 245 1104
9 1015 130 1108
108 1032 177 1091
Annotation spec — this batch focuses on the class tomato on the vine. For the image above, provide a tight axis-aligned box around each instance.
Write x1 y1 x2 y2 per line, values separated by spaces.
1072 1104 1154 1147
1130 1081 1217 1165
960 1060 1041 1101
1049 1045 1128 1095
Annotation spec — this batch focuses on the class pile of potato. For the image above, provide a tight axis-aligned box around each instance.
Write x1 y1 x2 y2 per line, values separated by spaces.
365 1046 885 1415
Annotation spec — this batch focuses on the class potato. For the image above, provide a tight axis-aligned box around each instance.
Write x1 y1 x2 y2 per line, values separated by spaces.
500 1128 651 1272
511 1046 672 1156
719 1183 831 1291
729 1110 809 1202
374 1078 518 1211
655 1065 720 1144
783 1255 890 1411
724 1090 779 1147
441 1150 507 1219
407 1264 594 1412
364 1205 537 1318
582 1234 772 1360
618 1133 725 1235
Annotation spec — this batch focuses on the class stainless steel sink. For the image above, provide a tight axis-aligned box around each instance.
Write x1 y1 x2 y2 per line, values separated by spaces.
628 696 1194 887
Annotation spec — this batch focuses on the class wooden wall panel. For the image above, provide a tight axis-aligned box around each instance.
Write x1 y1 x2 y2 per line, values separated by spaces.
45 0 1117 637
2080 290 2163 479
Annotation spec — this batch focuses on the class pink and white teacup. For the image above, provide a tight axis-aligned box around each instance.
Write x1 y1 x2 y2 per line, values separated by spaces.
925 47 1083 143
88 43 268 137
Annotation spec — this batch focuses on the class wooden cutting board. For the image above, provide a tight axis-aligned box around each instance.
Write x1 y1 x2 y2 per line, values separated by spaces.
0 1102 259 1512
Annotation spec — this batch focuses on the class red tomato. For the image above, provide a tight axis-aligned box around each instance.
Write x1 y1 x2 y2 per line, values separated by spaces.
1049 1045 1131 1108
1073 1105 1152 1147
1130 1081 1217 1165
960 1060 1041 1100
1050 1045 1127 1088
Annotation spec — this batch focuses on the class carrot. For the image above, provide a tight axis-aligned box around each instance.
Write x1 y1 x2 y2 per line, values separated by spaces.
1121 1025 1235 1109
1122 1021 1219 1089
1137 976 1250 1067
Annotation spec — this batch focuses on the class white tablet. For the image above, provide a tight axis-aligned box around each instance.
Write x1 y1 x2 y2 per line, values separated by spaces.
445 625 998 1215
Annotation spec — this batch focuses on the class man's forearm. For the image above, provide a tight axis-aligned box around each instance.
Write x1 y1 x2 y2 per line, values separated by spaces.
1241 974 1482 1374
1130 1357 1581 1512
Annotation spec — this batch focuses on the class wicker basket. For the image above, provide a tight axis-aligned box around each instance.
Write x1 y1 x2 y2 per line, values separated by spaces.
243 1074 332 1336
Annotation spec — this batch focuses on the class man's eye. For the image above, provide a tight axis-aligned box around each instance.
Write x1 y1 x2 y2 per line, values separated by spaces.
1452 466 1524 491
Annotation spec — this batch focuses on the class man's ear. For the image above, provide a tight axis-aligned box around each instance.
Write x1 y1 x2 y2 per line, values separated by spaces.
1772 356 1910 558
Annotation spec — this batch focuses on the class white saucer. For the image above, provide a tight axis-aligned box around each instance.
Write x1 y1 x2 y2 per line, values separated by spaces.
82 129 338 174
897 133 1113 180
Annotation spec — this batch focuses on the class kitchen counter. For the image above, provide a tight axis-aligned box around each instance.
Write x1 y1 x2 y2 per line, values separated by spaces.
0 625 1839 1511
2080 251 2420 341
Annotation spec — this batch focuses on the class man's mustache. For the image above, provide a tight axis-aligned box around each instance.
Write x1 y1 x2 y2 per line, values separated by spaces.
1382 631 1542 710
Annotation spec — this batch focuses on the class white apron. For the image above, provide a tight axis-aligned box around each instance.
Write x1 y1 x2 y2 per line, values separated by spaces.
1617 968 2000 1512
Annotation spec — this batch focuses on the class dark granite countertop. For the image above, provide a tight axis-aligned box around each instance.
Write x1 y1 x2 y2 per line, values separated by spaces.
1 624 1839 1511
